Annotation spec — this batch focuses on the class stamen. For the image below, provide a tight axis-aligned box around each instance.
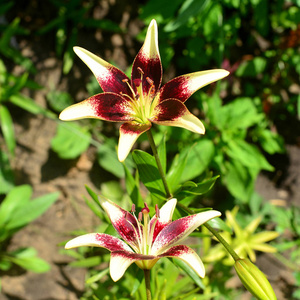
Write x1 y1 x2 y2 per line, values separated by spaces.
155 204 160 218
131 204 136 213
137 67 144 74
138 212 143 222
146 77 154 86
121 78 136 98
125 216 142 253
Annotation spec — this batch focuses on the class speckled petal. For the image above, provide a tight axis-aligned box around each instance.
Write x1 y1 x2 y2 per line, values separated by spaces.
158 245 205 278
156 69 230 103
110 251 156 281
65 233 133 253
99 196 141 250
118 122 151 162
151 210 221 255
151 99 205 134
73 46 132 95
59 93 134 122
131 19 162 97
150 198 177 243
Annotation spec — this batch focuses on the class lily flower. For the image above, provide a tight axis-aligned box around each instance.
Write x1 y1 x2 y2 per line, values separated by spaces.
59 19 229 161
65 197 221 281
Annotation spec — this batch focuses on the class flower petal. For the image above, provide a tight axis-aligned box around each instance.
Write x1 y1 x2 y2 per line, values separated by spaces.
131 19 162 97
150 198 177 243
59 93 134 122
99 196 141 250
156 69 230 103
65 233 133 253
151 99 205 134
110 251 156 281
118 122 151 162
159 245 205 278
151 210 221 255
73 46 132 95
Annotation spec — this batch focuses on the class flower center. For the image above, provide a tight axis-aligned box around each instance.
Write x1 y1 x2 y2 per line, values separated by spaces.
126 203 160 255
121 68 157 124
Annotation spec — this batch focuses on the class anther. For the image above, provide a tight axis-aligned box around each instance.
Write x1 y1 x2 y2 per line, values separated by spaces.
131 204 136 213
137 67 144 74
146 77 154 86
122 79 129 82
138 212 143 222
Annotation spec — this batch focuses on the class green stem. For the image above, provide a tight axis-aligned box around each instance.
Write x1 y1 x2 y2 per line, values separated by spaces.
146 130 240 262
144 269 152 300
176 201 239 261
146 130 172 199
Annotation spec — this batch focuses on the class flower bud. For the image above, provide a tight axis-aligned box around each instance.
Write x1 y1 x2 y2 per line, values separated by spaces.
234 259 277 300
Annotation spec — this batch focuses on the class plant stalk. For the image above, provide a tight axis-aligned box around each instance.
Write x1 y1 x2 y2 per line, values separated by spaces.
146 130 240 262
146 129 172 199
144 269 152 300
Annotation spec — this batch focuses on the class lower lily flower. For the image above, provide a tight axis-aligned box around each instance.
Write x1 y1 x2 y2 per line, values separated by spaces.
59 19 229 162
65 197 221 281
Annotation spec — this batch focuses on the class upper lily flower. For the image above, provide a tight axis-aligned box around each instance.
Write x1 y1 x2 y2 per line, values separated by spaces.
59 20 229 161
65 197 221 281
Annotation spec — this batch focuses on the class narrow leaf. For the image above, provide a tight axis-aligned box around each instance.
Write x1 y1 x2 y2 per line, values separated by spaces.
5 192 59 230
132 150 166 203
0 105 16 156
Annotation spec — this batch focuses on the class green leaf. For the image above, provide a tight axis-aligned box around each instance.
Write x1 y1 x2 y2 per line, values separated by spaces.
226 139 274 171
223 159 256 202
0 260 12 271
176 176 219 197
207 217 232 233
180 140 215 182
0 2 13 15
69 256 102 268
203 2 222 40
9 94 55 118
46 90 73 112
86 269 109 285
172 258 205 289
257 129 284 154
165 0 210 31
101 181 123 202
5 192 59 230
51 122 91 159
123 164 144 209
0 185 32 227
132 150 166 203
236 57 267 77
0 105 15 156
219 98 264 130
85 185 100 208
167 152 188 193
0 150 14 194
9 256 50 273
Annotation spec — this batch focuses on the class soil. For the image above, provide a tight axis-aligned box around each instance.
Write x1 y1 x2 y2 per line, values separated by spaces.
1 1 300 299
